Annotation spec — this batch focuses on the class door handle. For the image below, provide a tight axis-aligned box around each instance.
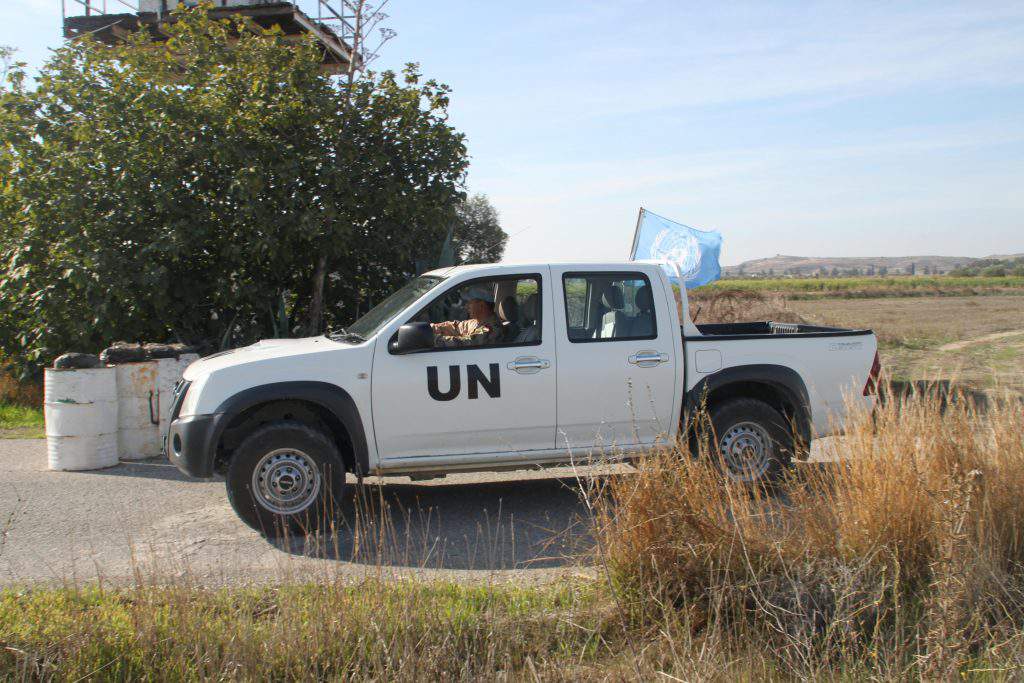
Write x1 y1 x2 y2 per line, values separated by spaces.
628 350 669 367
507 356 550 374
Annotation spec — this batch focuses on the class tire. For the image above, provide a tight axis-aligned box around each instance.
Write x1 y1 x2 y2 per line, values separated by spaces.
226 420 347 536
706 398 794 484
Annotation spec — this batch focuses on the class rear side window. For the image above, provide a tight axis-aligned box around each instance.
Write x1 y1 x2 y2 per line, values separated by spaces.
563 272 657 342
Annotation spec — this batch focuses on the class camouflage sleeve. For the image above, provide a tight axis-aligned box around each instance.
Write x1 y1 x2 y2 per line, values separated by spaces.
431 320 460 336
434 321 495 348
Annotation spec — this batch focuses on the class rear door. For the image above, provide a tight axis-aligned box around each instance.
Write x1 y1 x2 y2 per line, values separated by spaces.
371 270 557 462
551 266 679 451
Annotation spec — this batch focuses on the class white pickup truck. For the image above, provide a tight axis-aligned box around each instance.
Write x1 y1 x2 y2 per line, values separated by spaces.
166 261 880 533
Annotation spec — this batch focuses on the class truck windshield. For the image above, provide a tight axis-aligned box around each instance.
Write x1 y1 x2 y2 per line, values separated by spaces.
344 275 444 339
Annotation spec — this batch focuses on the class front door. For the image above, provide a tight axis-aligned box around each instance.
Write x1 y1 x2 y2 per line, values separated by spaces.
552 267 679 452
371 271 556 462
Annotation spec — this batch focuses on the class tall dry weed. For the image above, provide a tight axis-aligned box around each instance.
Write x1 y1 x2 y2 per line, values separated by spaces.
588 388 1024 675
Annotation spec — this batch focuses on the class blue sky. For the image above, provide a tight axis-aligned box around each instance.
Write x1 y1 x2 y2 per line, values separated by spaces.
4 1 1023 265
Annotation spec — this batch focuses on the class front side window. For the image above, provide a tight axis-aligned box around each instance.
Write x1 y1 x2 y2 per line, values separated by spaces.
563 272 656 342
345 275 444 339
405 275 542 350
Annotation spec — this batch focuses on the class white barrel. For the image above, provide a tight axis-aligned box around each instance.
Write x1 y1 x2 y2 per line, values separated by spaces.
157 353 200 441
44 367 119 471
115 361 161 461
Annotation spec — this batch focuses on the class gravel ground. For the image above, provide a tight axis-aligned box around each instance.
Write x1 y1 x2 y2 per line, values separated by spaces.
0 438 840 587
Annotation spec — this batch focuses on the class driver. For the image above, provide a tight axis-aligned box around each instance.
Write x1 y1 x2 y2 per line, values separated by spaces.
432 285 502 348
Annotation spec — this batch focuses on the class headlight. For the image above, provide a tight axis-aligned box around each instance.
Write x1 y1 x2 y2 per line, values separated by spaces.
178 380 202 417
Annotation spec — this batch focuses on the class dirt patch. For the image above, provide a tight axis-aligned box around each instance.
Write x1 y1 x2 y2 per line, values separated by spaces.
938 329 1024 352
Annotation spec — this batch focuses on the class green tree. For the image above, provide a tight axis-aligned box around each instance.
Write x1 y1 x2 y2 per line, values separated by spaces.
451 194 507 264
0 7 471 373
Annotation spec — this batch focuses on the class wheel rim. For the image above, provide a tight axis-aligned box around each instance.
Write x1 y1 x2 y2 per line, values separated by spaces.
251 448 322 515
718 421 774 482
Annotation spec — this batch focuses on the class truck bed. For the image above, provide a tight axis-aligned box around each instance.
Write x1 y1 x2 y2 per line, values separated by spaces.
691 321 872 339
682 320 878 438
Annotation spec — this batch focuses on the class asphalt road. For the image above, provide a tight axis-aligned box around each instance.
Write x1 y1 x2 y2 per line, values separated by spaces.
0 438 839 586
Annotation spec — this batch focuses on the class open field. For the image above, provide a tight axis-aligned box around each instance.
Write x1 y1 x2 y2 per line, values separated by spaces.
3 394 1024 679
703 275 1024 298
791 294 1024 390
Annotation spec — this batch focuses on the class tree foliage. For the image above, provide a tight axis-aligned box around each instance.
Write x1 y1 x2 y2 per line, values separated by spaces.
949 257 1024 277
451 194 507 265
0 7 503 374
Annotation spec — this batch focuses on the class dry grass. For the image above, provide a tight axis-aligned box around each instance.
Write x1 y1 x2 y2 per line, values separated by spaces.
688 288 807 325
587 389 1024 678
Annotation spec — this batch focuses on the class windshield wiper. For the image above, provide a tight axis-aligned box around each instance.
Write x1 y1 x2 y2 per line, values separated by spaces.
327 328 365 343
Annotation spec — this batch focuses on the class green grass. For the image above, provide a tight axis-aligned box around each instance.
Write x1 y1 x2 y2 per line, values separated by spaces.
698 275 1024 297
0 579 613 680
0 403 44 438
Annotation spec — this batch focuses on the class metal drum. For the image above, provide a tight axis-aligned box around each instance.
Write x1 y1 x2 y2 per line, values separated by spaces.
114 361 161 461
44 367 119 471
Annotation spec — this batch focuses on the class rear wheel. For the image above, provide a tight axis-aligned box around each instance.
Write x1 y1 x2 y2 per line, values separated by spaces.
707 398 794 484
226 420 347 536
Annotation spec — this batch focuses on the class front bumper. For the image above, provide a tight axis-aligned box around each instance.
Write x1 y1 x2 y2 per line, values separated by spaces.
166 413 226 479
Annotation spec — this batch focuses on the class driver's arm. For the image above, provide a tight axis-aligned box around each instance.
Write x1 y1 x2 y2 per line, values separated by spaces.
434 321 489 348
431 320 461 335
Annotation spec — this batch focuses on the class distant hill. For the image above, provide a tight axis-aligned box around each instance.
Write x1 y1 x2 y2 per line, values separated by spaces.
723 254 1024 277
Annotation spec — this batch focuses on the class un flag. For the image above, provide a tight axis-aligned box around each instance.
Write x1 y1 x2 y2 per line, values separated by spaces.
629 209 723 289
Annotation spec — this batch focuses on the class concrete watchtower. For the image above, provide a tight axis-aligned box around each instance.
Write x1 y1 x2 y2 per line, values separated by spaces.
62 0 359 74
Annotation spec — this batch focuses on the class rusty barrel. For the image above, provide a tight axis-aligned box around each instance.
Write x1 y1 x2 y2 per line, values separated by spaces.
114 361 161 461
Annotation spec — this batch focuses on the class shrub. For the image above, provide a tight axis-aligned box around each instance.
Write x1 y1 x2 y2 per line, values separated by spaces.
0 361 40 406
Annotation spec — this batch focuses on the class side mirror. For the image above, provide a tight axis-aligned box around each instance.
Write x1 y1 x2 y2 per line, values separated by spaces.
391 322 434 354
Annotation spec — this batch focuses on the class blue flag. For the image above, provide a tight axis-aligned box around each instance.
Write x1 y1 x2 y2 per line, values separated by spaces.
629 209 723 289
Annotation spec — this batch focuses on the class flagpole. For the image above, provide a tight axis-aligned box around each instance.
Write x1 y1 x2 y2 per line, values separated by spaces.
628 207 645 260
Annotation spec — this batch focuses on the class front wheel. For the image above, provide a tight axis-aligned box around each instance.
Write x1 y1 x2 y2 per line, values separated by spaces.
708 398 794 484
226 420 347 536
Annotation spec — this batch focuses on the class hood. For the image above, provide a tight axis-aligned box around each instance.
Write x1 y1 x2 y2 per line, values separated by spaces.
182 336 353 380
